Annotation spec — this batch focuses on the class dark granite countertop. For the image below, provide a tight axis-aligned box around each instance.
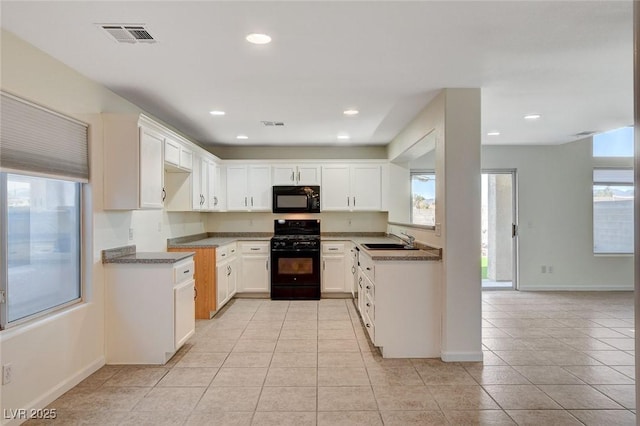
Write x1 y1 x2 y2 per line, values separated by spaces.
102 245 195 264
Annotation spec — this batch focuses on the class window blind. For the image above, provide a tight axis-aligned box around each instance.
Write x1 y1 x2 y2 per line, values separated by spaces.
593 168 633 184
0 92 89 182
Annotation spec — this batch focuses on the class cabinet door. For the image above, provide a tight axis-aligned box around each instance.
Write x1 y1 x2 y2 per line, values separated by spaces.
351 165 381 210
180 147 193 171
321 165 350 211
174 279 195 348
216 262 229 310
297 165 321 185
322 255 346 292
228 258 238 298
191 154 203 210
164 138 181 167
248 165 272 210
272 165 297 185
240 255 269 292
139 127 165 209
226 166 248 210
206 159 217 211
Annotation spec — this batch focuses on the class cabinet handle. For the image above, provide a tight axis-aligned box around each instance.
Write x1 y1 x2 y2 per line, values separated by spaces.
297 171 301 181
266 260 269 270
183 269 190 274
251 196 254 206
244 197 247 206
347 196 350 206
366 323 371 328
366 285 371 290
351 266 356 274
366 267 371 271
250 247 260 251
201 194 205 206
214 196 218 206
194 287 198 300
366 302 371 307
323 260 326 270
162 188 166 202
221 253 226 257
353 197 356 206
231 249 236 253
291 171 295 181
328 248 338 251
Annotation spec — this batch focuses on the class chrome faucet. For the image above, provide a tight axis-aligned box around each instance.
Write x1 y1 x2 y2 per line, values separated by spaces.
399 232 416 248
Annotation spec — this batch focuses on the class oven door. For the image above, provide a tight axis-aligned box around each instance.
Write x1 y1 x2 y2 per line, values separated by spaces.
271 249 320 285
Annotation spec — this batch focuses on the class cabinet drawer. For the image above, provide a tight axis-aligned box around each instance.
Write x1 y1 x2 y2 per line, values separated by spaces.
174 260 195 284
362 309 375 342
216 243 238 261
364 294 374 321
322 242 345 254
240 241 269 254
359 254 375 282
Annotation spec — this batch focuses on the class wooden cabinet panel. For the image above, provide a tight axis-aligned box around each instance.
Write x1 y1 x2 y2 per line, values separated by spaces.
168 247 217 319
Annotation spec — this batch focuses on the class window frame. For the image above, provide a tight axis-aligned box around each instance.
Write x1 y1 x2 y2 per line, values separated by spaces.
592 167 634 256
0 172 84 330
410 169 436 229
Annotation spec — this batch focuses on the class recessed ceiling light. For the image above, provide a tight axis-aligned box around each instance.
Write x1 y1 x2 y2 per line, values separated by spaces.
236 135 248 140
343 109 359 116
209 110 225 116
246 33 272 45
337 134 350 140
524 114 541 120
487 131 500 136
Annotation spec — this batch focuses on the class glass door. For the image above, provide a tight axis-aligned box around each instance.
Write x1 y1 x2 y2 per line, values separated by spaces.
482 171 517 290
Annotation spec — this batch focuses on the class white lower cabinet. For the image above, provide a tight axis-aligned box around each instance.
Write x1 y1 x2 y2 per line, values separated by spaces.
239 241 270 293
216 243 238 310
321 242 350 293
357 251 441 358
105 256 195 364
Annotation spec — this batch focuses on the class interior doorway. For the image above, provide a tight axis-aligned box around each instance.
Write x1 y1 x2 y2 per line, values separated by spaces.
482 171 518 290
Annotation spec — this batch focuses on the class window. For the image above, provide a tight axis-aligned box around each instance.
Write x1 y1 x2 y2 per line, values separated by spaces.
593 126 634 157
3 174 82 324
411 171 436 227
0 92 87 328
593 169 633 254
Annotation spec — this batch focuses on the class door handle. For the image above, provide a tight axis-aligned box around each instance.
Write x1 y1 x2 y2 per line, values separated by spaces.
347 196 350 206
251 196 254 207
512 223 518 238
162 188 166 202
291 171 295 181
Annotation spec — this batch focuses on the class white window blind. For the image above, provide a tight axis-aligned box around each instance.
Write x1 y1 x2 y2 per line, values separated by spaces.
0 92 88 182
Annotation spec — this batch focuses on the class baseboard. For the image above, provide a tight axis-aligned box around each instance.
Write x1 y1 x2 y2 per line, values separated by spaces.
320 292 353 299
4 357 105 426
441 351 483 362
518 284 633 291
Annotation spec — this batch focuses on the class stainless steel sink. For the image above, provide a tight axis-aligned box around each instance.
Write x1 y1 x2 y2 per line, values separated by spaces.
361 243 418 250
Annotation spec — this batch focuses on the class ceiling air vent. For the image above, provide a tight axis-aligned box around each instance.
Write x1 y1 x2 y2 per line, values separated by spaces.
99 24 156 44
261 121 285 127
574 130 596 137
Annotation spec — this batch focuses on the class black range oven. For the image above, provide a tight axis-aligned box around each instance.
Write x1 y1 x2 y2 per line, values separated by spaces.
270 219 321 300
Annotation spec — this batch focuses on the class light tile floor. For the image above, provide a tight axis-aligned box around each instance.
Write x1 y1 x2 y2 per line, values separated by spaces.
28 291 635 425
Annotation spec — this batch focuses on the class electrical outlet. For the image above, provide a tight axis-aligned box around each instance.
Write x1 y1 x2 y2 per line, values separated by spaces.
128 228 134 240
541 265 547 273
3 364 13 385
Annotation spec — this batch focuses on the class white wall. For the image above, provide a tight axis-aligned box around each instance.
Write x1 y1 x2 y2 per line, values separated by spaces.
0 30 205 423
483 141 633 290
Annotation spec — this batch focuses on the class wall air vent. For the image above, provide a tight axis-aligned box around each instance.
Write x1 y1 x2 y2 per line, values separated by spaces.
99 24 156 44
574 130 596 137
261 121 285 126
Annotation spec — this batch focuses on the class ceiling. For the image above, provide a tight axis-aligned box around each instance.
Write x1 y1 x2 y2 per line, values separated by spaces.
0 1 634 148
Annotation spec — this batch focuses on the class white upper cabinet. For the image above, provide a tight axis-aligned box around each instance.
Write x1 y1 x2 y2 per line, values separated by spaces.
164 137 192 172
272 163 321 186
103 114 166 210
321 163 383 211
226 164 272 211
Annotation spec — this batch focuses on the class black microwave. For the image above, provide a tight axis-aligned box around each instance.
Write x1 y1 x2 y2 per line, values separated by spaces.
272 186 321 213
